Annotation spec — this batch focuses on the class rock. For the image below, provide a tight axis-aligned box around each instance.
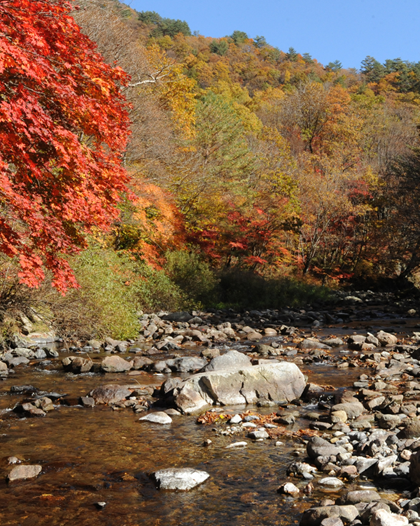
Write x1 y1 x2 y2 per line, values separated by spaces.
161 312 193 323
230 414 242 424
131 357 153 370
318 477 344 488
80 396 95 408
410 449 420 485
201 348 220 359
7 357 29 367
152 468 209 490
0 361 8 375
399 420 420 439
331 411 347 423
173 362 306 414
277 482 299 495
90 384 131 404
320 519 344 526
323 338 344 347
370 509 408 526
95 502 107 510
166 357 207 373
8 465 42 482
377 331 398 347
225 442 247 449
332 401 365 419
307 436 346 460
248 429 269 439
139 412 172 425
247 332 263 341
101 356 132 373
338 490 381 505
299 339 331 350
62 356 93 374
300 505 359 526
19 403 46 417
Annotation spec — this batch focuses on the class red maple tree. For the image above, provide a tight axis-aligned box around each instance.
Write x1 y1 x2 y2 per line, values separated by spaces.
0 0 131 292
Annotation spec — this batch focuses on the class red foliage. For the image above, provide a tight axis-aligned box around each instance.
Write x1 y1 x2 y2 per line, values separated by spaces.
0 0 131 292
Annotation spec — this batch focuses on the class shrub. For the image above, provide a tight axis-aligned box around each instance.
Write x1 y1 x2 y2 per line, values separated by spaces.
164 250 219 307
45 248 140 341
217 269 331 309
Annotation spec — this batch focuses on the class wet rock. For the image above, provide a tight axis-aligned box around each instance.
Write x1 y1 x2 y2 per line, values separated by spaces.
101 356 132 373
318 477 344 488
201 348 220 359
332 401 365 420
320 519 344 526
277 482 299 495
62 356 93 374
90 384 131 405
399 420 420 439
338 490 381 505
300 505 359 526
370 509 408 525
307 436 346 460
7 357 29 367
17 403 46 417
299 339 331 350
166 357 207 373
80 396 95 408
226 441 247 448
409 449 420 485
377 331 398 347
173 362 306 414
324 338 344 347
95 502 107 510
139 412 172 424
130 357 153 370
8 464 42 482
248 429 269 439
152 467 209 490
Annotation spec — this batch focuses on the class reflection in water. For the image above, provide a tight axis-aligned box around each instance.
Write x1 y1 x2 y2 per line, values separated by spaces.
0 351 362 525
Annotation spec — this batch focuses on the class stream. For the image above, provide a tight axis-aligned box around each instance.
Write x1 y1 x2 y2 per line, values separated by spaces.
0 313 417 526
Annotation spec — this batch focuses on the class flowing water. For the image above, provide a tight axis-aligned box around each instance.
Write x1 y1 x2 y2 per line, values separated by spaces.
0 339 382 526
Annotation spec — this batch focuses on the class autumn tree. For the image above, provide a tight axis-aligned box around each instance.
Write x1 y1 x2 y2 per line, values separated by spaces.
0 0 130 292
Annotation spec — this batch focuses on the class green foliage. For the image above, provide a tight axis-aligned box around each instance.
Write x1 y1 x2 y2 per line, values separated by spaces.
254 35 268 49
217 270 331 309
210 39 229 56
47 248 141 340
326 60 342 72
287 47 298 61
164 250 219 306
132 262 189 312
139 10 191 38
230 30 248 45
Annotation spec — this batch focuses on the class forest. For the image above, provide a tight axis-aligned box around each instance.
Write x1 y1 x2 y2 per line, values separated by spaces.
2 0 420 340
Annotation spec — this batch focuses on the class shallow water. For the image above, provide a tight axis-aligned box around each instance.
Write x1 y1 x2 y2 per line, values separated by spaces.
0 345 379 526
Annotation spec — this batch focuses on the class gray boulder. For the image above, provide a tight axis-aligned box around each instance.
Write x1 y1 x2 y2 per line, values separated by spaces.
139 412 172 424
174 362 306 414
90 384 131 404
300 505 359 526
8 464 42 482
298 339 331 350
152 468 209 490
203 350 251 371
101 356 132 373
166 357 207 373
62 356 93 374
307 436 346 460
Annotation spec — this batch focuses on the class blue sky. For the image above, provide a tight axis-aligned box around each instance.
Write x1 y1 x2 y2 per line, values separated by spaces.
128 0 420 69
